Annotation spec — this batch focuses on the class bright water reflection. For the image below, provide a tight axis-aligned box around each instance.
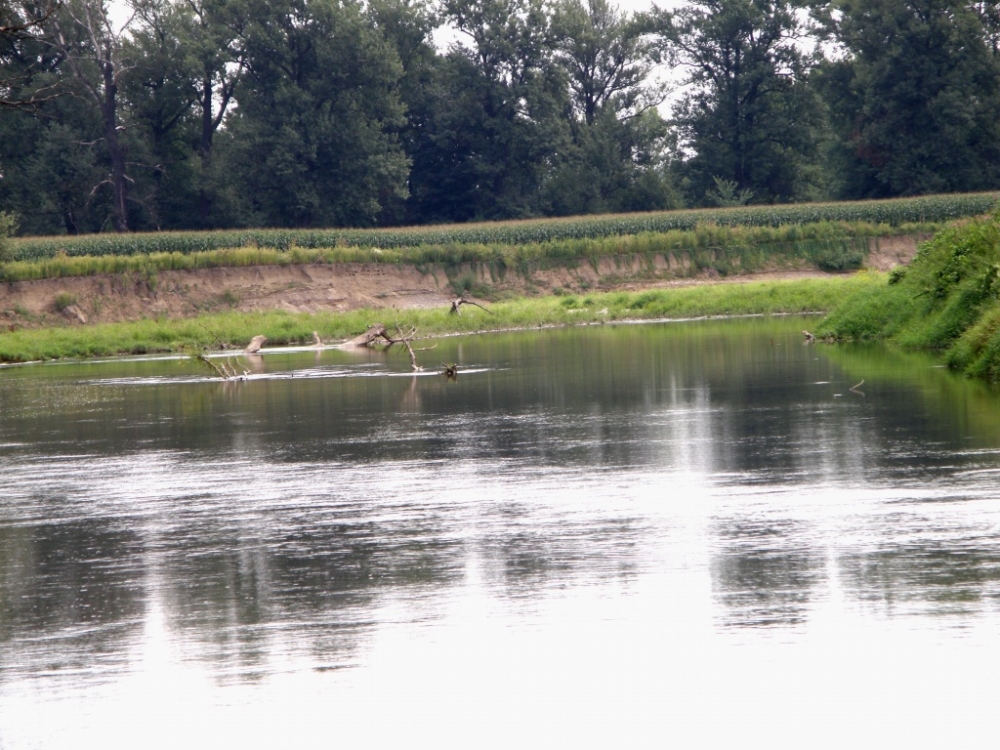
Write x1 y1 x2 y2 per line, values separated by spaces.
2 317 1000 748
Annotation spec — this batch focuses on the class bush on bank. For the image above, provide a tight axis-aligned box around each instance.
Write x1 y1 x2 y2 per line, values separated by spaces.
818 211 1000 380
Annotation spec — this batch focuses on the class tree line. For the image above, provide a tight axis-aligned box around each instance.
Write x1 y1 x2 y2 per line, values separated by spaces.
2 0 999 235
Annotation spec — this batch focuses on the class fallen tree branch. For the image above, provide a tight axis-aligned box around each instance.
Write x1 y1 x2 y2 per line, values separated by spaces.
450 296 493 316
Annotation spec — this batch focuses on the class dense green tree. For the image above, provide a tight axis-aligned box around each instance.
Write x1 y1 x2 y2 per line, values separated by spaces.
367 0 440 224
543 0 677 214
659 0 823 205
174 0 249 224
221 0 409 227
405 0 571 221
1 0 62 110
818 0 1000 197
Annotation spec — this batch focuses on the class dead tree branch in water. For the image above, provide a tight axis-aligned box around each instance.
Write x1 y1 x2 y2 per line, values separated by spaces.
378 324 437 372
195 353 250 380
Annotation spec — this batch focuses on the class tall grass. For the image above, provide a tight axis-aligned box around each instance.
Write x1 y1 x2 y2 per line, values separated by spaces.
0 275 877 363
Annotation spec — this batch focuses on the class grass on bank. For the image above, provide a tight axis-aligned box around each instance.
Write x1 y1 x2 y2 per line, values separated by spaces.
817 210 1000 380
0 220 937 284
0 275 880 364
6 192 995 262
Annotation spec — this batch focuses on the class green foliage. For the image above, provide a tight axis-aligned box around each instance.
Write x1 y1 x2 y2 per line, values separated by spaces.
808 239 866 272
664 0 824 205
53 291 77 311
0 211 18 262
0 217 945 284
222 0 410 227
7 193 991 262
820 0 1000 198
818 212 1000 379
707 177 754 208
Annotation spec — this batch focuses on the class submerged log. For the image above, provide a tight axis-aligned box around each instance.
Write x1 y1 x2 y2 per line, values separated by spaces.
346 323 387 348
244 334 267 354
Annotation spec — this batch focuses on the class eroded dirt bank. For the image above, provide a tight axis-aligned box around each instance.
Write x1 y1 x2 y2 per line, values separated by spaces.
0 236 921 329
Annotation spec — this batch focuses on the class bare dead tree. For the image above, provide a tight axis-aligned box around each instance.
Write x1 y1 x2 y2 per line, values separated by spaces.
49 0 140 231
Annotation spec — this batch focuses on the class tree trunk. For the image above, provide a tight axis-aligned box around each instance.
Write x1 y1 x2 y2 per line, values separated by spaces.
198 76 214 225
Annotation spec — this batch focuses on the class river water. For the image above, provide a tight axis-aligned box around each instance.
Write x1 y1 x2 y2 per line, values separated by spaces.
2 317 1000 749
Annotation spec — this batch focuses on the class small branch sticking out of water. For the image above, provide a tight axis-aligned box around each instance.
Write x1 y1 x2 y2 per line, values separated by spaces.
377 323 437 371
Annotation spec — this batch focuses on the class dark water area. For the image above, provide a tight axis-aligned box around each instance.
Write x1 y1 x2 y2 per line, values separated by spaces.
2 317 1000 749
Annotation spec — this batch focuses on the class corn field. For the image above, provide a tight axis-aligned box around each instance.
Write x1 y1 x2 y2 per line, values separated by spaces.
5 192 997 263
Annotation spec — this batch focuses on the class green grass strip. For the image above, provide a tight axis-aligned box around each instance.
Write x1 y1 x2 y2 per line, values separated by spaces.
0 275 881 363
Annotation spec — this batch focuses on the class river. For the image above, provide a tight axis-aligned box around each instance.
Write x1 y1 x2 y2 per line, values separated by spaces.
2 317 1000 749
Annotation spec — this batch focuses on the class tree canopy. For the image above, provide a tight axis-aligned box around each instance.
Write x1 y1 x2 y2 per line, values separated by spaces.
0 0 999 234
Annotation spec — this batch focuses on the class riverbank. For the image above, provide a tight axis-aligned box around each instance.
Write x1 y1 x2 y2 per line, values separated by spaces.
0 274 881 363
817 211 1000 381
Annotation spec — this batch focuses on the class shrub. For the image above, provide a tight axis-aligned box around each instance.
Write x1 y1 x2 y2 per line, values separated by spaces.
0 211 18 262
53 291 77 311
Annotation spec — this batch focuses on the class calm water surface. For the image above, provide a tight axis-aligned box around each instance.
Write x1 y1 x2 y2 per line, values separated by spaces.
2 317 1000 749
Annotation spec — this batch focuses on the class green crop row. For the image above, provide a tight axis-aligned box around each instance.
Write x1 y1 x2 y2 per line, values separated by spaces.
7 192 997 262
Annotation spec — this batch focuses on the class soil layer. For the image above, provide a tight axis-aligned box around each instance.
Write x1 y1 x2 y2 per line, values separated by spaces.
0 236 921 331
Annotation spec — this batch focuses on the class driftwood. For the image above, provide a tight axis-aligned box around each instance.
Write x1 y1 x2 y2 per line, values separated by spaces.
378 324 437 371
312 331 323 347
450 296 493 316
346 323 388 348
244 334 267 354
802 330 816 343
343 322 437 370
196 353 250 380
